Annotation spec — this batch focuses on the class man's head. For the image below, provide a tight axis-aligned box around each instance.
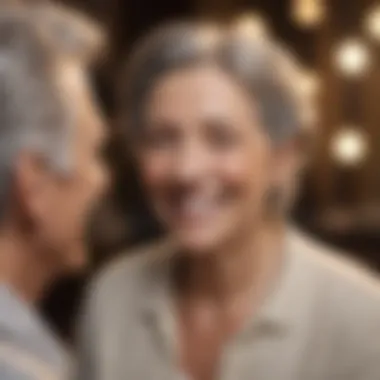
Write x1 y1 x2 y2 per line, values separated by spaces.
0 4 109 275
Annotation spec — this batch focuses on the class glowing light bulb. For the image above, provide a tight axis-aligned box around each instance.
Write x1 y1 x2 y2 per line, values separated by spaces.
334 39 370 77
330 127 368 167
292 0 325 28
365 5 380 41
234 12 268 39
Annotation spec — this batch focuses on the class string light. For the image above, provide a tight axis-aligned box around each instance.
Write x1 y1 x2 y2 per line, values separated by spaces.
234 12 269 39
291 0 325 28
298 70 320 127
365 5 380 41
330 127 368 167
334 39 370 77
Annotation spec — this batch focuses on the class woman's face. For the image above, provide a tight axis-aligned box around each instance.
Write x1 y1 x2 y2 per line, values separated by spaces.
137 65 275 254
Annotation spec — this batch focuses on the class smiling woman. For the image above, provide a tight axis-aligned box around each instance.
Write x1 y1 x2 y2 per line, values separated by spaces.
118 22 311 246
136 63 274 254
78 21 380 380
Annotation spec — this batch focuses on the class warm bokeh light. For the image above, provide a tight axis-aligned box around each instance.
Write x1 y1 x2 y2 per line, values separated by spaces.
330 127 368 167
298 70 320 127
291 0 325 28
234 12 269 39
334 39 370 77
365 5 380 41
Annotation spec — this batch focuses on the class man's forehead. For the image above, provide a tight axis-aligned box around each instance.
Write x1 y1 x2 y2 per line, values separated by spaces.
56 59 106 136
52 60 106 148
56 59 88 98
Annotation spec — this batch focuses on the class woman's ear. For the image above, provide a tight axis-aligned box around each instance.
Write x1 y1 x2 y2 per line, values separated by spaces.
270 139 302 189
267 138 303 216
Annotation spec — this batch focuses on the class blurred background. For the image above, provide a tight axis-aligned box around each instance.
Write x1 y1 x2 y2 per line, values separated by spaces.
40 0 380 340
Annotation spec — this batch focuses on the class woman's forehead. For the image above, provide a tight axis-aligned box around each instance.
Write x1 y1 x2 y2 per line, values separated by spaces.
146 65 256 117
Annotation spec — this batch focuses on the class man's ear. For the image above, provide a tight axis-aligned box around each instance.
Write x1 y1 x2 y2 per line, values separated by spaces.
12 151 50 226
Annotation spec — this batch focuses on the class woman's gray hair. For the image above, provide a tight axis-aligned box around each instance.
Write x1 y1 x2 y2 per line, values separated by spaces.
119 21 312 147
0 3 104 215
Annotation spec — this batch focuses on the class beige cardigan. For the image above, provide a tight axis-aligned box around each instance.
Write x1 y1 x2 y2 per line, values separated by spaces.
77 228 380 380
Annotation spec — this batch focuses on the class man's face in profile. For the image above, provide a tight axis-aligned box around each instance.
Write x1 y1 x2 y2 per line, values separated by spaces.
25 61 110 273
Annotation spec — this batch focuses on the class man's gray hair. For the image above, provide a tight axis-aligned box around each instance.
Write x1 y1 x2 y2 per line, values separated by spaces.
0 3 103 214
119 21 312 147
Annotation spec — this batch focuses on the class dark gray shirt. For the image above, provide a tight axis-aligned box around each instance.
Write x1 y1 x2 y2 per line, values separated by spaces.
0 285 71 380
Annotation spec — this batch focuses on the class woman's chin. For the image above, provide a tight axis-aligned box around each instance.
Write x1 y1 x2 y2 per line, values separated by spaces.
175 230 223 257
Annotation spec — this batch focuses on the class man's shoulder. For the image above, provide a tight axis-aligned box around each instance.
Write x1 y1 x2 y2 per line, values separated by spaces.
0 361 37 380
0 324 70 380
0 342 61 380
0 287 70 378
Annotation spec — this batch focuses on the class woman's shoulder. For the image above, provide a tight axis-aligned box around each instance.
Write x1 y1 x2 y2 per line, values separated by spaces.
289 227 380 315
86 238 174 305
290 229 380 367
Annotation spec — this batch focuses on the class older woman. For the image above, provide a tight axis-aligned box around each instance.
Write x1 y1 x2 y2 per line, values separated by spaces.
78 21 380 380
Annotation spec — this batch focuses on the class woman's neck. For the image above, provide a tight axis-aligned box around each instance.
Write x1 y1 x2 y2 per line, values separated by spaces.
175 221 286 304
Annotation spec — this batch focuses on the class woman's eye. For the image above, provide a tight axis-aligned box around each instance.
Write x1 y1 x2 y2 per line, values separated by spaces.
206 122 241 149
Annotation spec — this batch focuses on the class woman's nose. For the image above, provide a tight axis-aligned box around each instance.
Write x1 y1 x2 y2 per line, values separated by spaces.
174 145 208 184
